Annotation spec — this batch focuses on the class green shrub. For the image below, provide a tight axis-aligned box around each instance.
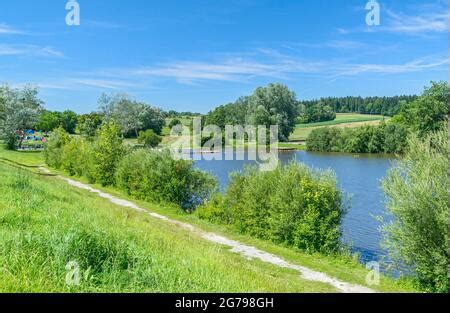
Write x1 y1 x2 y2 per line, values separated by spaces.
382 130 448 292
306 127 342 152
197 162 345 254
61 137 89 176
306 123 408 154
383 123 408 154
195 193 231 224
5 133 17 150
89 121 127 186
137 129 161 148
115 149 218 209
168 118 182 129
44 126 70 168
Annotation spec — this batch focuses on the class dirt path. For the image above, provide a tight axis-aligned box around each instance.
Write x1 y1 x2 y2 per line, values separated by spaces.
40 166 375 293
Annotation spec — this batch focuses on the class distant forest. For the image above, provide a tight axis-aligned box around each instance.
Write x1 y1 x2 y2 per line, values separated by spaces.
299 95 418 116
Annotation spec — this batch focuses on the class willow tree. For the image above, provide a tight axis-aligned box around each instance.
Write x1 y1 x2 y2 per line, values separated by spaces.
382 130 448 292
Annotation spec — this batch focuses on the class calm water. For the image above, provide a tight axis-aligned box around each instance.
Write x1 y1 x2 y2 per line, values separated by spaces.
192 150 395 265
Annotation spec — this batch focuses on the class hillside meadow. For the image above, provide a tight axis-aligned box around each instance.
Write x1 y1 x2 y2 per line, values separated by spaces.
289 114 386 142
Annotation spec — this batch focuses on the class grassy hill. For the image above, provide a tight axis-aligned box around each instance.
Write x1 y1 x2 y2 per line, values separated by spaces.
0 145 416 292
0 161 339 292
289 114 387 142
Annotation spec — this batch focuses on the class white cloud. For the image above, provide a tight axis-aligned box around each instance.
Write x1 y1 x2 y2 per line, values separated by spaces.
0 44 64 58
121 54 447 84
8 51 446 92
69 78 136 89
0 45 23 56
289 40 366 50
0 23 23 35
336 4 448 36
385 10 448 34
333 56 448 76
126 55 324 84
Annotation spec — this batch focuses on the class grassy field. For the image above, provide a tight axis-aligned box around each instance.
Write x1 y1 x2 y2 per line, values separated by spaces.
289 114 387 142
0 145 417 292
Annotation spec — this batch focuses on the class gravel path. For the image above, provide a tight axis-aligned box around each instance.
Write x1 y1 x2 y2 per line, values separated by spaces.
41 167 375 293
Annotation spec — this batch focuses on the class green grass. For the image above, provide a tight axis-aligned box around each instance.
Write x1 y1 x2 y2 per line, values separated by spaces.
0 145 418 292
0 161 340 292
278 142 306 150
0 144 44 166
289 114 387 141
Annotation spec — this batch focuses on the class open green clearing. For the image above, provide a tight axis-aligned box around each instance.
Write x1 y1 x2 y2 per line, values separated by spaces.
289 114 386 141
0 145 416 292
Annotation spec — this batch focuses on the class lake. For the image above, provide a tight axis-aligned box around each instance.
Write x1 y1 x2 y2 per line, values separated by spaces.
191 149 395 267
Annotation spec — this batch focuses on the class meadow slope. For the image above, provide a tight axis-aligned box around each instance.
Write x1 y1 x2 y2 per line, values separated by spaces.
0 146 416 293
289 114 386 141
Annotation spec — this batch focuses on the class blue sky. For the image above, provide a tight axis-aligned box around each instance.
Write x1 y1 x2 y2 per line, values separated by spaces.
0 0 448 113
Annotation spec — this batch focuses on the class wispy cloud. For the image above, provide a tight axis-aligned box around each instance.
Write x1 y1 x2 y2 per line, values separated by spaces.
0 44 64 58
0 23 24 35
337 4 448 35
332 56 448 77
9 78 139 92
8 50 447 92
126 56 324 84
126 54 447 84
69 78 137 90
385 10 448 34
286 40 366 50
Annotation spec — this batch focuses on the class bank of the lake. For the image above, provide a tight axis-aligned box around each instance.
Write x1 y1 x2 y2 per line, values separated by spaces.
0 144 416 292
191 150 396 268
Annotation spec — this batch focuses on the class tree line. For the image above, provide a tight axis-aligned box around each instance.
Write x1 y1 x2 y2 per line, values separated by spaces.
0 86 198 150
297 103 336 123
300 95 418 116
204 90 418 134
306 82 448 154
